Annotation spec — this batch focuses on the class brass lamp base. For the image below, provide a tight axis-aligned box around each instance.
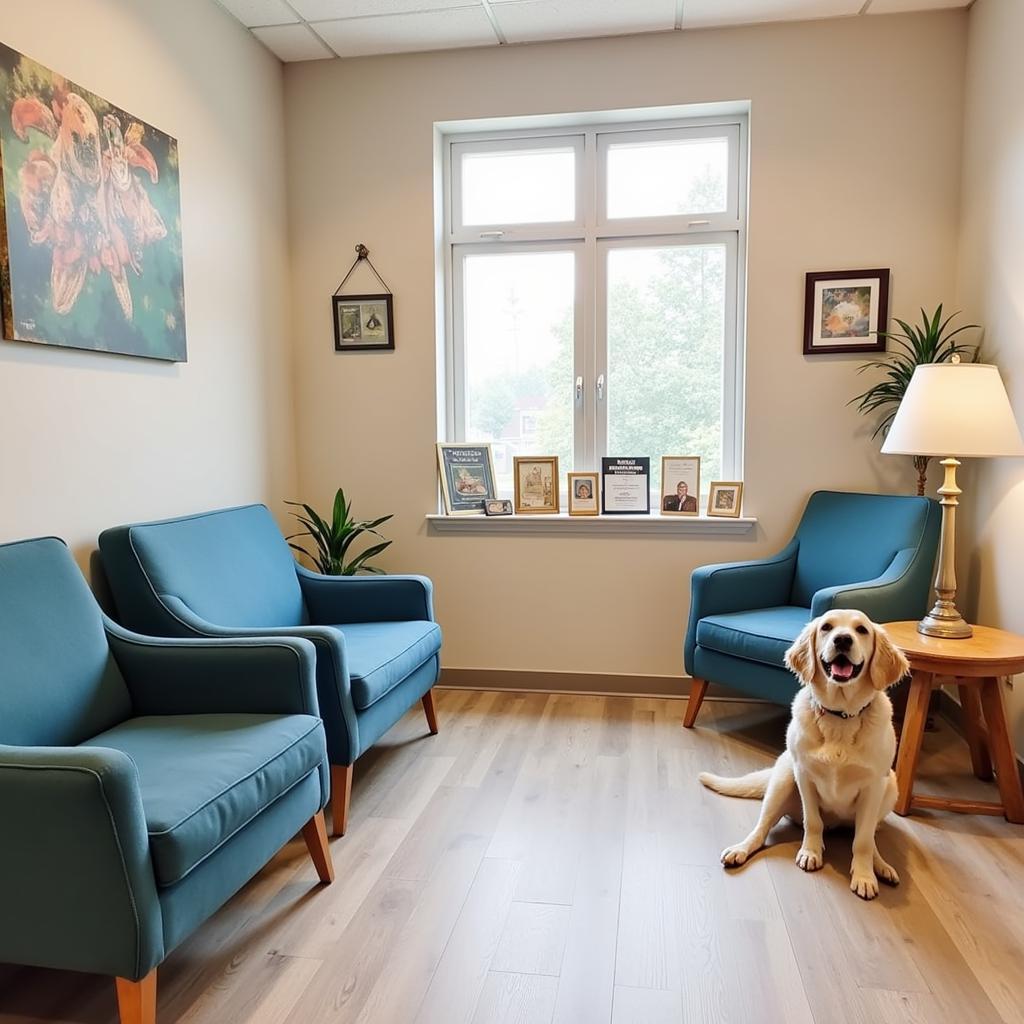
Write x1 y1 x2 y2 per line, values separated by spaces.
918 601 973 639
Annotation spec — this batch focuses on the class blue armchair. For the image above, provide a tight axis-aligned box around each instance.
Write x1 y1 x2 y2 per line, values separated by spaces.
99 504 442 837
0 537 333 1024
683 490 940 726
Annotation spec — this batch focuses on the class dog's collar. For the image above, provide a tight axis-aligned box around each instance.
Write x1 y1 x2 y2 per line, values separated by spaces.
812 694 875 720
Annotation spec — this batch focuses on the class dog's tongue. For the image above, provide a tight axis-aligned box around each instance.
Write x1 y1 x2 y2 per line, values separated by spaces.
831 660 855 681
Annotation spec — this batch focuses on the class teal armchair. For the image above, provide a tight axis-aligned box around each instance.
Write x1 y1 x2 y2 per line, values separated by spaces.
0 537 334 1024
99 504 442 837
683 491 940 726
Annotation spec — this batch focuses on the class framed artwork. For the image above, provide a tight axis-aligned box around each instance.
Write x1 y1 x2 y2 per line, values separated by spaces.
708 481 743 518
436 443 496 515
803 269 889 355
660 456 701 516
333 293 394 352
601 457 650 515
567 472 599 516
514 456 560 514
0 42 186 361
484 499 513 516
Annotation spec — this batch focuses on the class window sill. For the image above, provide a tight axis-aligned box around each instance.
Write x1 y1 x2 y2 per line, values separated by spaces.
425 513 757 536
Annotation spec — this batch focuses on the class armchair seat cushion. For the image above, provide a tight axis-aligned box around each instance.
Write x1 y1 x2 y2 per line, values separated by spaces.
85 713 325 887
696 606 811 669
334 621 442 711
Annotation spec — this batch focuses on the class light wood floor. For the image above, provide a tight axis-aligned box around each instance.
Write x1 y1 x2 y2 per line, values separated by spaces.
2 689 1023 1024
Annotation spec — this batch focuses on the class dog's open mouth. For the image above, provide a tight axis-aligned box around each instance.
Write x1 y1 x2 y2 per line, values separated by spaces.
821 654 863 682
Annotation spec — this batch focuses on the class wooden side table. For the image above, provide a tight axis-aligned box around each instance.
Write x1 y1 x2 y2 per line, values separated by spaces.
884 621 1024 823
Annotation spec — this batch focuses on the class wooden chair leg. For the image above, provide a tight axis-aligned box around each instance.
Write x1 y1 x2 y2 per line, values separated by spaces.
422 688 439 735
330 763 353 837
115 970 157 1024
979 676 1024 824
894 671 933 815
958 682 993 781
301 811 335 883
683 678 709 728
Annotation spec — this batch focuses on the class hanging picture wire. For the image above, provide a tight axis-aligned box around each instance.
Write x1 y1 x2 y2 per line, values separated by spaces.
332 243 395 352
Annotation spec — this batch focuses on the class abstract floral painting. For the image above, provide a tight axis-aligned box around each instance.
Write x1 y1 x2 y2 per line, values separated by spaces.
0 42 186 361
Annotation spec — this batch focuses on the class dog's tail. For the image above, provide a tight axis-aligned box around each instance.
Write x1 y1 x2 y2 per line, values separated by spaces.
698 767 773 799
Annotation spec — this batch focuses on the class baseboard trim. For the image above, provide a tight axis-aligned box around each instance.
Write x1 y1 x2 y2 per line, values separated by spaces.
439 667 765 702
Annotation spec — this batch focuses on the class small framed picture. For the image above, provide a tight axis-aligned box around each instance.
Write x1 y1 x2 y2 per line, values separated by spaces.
803 269 889 355
660 456 701 516
514 456 560 514
436 443 497 515
484 499 513 516
333 293 395 352
567 472 599 516
707 481 743 518
601 457 650 515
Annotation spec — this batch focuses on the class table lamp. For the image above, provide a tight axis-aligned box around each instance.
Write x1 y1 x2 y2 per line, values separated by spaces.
881 360 1024 639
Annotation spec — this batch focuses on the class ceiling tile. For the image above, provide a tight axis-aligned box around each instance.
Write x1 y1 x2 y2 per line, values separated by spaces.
866 0 969 12
217 0 300 27
292 0 478 18
252 22 336 59
681 0 862 29
312 8 497 56
493 0 676 45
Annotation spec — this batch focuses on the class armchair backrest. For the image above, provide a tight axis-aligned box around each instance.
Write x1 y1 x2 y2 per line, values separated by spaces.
0 538 131 747
100 505 308 634
790 491 938 607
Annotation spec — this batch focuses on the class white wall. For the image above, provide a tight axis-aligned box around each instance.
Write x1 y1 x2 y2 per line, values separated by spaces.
958 0 1024 750
0 0 295 572
284 12 966 682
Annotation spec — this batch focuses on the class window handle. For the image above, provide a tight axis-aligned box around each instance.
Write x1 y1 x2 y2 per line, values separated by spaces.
596 374 605 401
479 230 505 239
575 376 584 403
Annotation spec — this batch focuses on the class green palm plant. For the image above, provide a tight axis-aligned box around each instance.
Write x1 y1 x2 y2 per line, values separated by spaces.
286 488 393 575
850 305 980 495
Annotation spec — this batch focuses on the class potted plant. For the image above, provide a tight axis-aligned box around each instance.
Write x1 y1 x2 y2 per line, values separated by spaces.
850 305 979 495
286 488 393 575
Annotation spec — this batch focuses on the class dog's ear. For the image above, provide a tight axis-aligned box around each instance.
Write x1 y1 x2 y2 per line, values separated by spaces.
785 618 819 686
870 625 910 691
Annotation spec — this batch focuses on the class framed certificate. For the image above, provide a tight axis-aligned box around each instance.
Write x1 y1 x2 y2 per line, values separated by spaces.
601 457 650 514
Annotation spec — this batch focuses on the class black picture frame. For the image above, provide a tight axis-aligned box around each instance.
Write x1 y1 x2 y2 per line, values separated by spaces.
601 457 651 515
803 269 889 355
483 499 514 516
333 293 395 352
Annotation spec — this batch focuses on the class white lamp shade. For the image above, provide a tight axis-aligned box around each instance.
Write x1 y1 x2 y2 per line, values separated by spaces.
881 363 1024 458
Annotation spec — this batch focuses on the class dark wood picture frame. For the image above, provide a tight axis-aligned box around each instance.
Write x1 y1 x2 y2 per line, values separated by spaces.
333 293 395 352
803 269 889 355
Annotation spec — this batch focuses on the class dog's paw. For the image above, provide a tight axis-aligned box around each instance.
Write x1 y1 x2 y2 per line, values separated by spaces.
874 859 900 886
721 844 750 867
796 847 823 872
850 873 880 900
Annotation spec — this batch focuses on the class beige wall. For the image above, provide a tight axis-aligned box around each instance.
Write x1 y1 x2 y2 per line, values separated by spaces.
0 0 295 572
285 12 966 681
958 0 1024 750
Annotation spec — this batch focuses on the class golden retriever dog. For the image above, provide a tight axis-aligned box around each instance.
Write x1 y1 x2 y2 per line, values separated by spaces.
699 610 909 899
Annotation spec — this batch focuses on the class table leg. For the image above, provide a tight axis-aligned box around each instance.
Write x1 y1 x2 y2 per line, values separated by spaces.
978 676 1024 824
895 671 933 816
958 682 993 781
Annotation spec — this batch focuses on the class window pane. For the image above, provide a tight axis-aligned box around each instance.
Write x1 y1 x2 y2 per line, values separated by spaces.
606 244 726 495
606 136 728 219
461 148 575 226
463 251 575 494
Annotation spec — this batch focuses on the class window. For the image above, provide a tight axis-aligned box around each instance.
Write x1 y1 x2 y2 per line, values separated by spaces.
443 114 747 499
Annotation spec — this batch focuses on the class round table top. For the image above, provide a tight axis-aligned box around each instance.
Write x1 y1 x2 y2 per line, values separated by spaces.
883 620 1024 676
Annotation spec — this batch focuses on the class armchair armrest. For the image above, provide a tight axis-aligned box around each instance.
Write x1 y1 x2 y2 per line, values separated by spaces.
105 618 320 717
296 565 435 624
685 540 799 674
810 547 920 622
0 745 164 980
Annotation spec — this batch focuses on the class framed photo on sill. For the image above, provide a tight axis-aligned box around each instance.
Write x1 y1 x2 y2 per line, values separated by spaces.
436 443 497 515
601 457 650 515
567 472 599 516
660 456 701 516
803 269 889 355
707 481 743 518
514 456 560 514
333 293 394 352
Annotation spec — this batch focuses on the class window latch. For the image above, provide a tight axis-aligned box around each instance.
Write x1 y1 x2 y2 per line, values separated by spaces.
575 376 584 403
596 374 605 400
478 230 505 240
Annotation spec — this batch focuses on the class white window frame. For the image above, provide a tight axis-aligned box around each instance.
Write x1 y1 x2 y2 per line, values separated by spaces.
442 112 748 487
